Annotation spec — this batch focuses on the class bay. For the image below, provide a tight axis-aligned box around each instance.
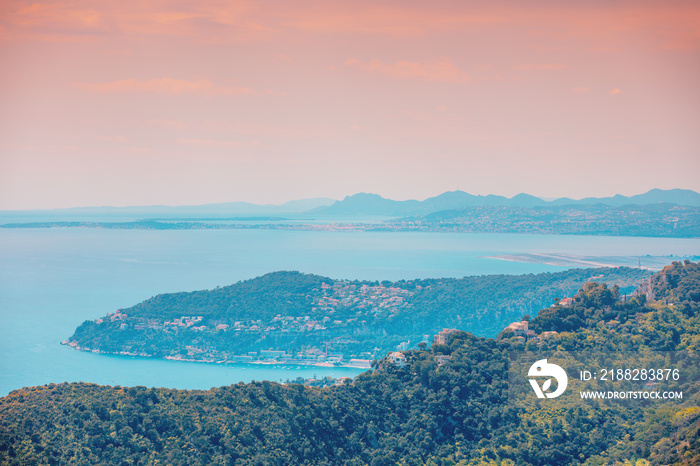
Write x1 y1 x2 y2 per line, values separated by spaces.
1 228 698 396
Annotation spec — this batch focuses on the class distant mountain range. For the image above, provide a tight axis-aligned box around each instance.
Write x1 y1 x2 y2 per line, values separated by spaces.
56 197 338 215
2 189 699 222
311 188 700 217
0 198 336 222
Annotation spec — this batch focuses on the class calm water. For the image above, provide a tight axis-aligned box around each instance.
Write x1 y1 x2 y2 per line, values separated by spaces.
1 228 698 396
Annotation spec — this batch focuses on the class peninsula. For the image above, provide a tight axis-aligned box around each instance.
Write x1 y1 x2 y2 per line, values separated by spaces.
65 267 651 366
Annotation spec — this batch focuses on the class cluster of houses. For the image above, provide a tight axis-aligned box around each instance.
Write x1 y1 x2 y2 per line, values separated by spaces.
90 283 473 370
315 281 414 318
505 320 558 343
96 281 418 354
225 348 358 365
387 328 459 368
159 316 205 331
221 327 459 370
94 309 128 324
498 295 579 342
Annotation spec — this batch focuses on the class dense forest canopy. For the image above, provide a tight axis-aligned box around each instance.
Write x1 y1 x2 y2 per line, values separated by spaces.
2 261 700 465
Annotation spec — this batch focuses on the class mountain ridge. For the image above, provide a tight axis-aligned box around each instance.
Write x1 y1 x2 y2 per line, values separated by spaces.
3 189 699 221
312 188 700 216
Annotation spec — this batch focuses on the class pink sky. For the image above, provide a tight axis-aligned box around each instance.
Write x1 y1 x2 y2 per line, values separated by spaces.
1 0 699 209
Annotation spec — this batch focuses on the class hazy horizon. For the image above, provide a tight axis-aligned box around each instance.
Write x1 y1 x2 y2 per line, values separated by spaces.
1 187 699 212
2 0 699 209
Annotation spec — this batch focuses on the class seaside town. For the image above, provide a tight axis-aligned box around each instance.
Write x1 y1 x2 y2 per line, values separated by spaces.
64 280 421 366
64 273 640 372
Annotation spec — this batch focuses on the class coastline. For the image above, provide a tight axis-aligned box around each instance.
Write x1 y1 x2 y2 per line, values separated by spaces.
61 341 373 370
481 253 668 271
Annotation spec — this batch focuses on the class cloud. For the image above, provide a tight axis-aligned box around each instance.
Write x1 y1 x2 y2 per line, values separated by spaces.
3 0 699 54
609 88 622 95
1 1 110 42
76 78 269 96
345 58 470 83
287 5 503 36
0 2 501 42
0 0 265 43
573 87 591 93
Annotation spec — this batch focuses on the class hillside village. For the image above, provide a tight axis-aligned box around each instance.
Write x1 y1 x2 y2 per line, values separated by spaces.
93 279 415 334
65 268 652 370
64 280 636 367
65 280 420 365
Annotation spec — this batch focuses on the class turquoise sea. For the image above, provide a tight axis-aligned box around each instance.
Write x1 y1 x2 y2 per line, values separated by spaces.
1 228 698 396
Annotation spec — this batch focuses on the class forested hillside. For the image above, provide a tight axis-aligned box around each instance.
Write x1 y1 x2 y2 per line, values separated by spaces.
2 261 699 465
67 267 651 363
